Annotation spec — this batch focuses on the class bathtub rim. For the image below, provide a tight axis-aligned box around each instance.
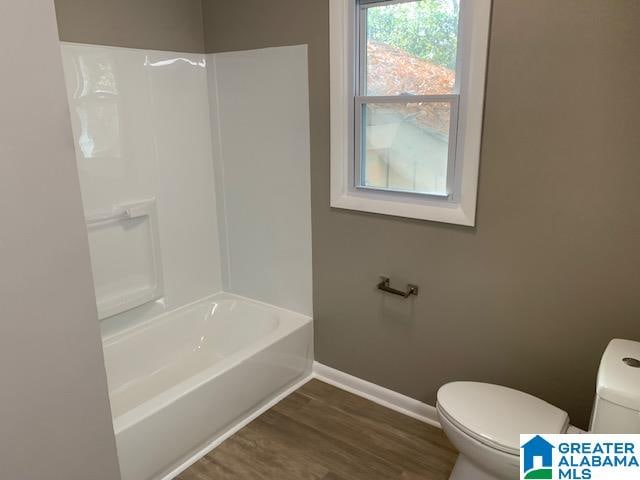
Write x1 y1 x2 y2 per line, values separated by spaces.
102 290 301 345
104 291 312 435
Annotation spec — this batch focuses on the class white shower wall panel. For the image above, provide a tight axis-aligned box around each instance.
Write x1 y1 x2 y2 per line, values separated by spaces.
207 46 313 317
61 42 314 480
144 51 223 317
61 44 223 335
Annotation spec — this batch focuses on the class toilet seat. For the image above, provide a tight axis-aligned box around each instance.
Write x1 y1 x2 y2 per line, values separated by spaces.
437 382 569 455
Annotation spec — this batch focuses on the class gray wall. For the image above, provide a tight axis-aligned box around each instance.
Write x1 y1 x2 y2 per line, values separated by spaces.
54 0 205 52
0 2 121 479
203 0 640 428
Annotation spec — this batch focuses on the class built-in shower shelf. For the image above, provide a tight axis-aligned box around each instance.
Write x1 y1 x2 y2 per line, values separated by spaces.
85 199 164 319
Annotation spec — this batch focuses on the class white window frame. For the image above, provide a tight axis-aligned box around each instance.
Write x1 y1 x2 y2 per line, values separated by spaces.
330 0 492 226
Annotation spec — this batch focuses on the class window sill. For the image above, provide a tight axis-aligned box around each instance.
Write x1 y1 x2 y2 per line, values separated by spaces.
330 192 476 226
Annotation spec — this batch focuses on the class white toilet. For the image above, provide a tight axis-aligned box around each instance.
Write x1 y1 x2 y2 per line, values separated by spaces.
436 339 640 480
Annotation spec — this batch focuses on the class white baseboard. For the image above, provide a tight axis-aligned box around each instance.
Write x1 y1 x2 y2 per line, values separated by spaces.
162 363 441 479
159 372 314 480
312 361 441 428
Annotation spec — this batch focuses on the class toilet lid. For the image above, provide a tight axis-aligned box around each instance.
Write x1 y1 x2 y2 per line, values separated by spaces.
437 382 569 455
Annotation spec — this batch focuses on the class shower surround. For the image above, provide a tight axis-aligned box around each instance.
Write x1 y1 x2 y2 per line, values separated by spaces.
60 43 313 480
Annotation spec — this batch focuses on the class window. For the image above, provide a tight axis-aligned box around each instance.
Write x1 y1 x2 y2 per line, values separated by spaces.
330 0 491 226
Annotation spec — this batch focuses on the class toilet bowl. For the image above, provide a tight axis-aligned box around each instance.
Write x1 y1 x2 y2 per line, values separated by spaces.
436 382 569 480
437 340 640 480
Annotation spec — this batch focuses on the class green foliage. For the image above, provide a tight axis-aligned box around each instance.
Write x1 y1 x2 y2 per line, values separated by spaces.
367 0 459 69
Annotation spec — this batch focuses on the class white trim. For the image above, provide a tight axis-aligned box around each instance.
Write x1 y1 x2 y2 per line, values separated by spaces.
313 361 441 428
330 0 353 212
329 0 492 226
158 373 313 480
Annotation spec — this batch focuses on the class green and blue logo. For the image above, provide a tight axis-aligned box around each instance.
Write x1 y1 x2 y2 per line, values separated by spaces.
520 434 640 480
521 435 554 479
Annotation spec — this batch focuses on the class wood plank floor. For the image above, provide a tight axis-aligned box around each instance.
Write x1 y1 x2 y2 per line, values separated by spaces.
177 379 457 480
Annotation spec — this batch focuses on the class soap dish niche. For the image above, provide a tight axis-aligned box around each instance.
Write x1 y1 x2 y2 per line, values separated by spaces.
85 198 164 319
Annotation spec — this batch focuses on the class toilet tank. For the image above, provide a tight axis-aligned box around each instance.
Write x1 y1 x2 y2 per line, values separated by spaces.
590 339 640 433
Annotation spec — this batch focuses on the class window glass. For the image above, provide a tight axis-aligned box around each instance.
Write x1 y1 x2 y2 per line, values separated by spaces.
364 0 460 96
360 101 452 196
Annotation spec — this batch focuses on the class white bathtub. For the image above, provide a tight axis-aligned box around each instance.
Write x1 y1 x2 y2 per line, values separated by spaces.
102 293 313 480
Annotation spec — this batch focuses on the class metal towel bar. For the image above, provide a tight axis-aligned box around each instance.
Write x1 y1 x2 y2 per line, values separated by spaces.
377 277 419 298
